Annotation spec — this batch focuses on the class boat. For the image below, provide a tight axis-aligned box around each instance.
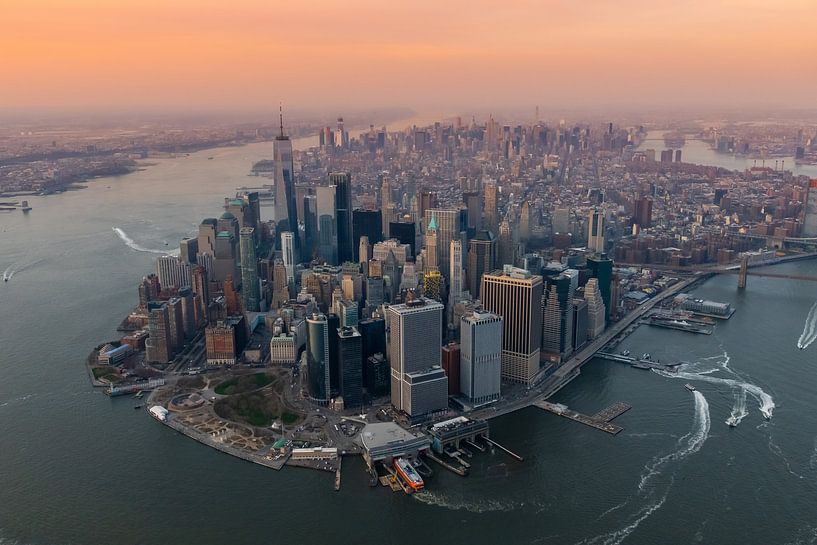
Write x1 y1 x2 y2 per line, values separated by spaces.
684 383 696 392
621 350 630 356
134 391 144 399
725 416 738 428
134 405 142 410
394 457 424 492
642 353 651 360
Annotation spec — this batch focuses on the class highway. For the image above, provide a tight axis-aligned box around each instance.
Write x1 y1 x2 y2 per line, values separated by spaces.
472 273 703 422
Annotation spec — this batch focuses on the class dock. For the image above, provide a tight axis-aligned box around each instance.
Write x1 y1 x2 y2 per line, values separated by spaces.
483 437 524 461
533 401 630 435
334 457 342 491
424 451 468 476
595 352 679 371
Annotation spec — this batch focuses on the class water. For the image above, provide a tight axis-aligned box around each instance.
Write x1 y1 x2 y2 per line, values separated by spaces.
2 147 817 544
638 131 817 177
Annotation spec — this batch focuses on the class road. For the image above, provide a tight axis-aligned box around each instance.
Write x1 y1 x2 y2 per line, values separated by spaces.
471 274 703 421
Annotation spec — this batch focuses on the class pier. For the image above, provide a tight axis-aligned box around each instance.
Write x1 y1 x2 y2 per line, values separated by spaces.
334 457 342 491
595 352 680 371
533 401 630 435
424 451 468 476
483 437 524 461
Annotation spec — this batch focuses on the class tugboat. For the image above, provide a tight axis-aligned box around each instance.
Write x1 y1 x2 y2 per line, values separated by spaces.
684 383 696 392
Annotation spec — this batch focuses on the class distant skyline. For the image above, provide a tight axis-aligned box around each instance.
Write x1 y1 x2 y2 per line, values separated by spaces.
3 0 816 114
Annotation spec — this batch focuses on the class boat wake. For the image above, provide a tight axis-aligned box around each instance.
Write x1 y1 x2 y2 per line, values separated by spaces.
585 391 710 545
796 300 817 350
412 490 525 513
653 351 774 421
2 257 47 281
725 387 749 427
638 390 711 491
112 227 173 255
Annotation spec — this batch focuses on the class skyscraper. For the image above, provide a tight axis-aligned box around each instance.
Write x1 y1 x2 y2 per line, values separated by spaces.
274 107 300 258
587 208 605 253
541 273 574 361
448 239 463 323
239 227 260 312
197 218 218 256
497 219 515 267
331 172 354 263
467 230 496 299
337 326 363 408
281 231 295 286
145 302 172 363
156 255 191 290
460 310 502 406
352 209 383 260
804 179 817 237
423 208 467 278
306 313 331 402
634 196 653 228
387 295 448 420
587 253 613 324
480 266 543 384
584 278 606 340
484 182 498 233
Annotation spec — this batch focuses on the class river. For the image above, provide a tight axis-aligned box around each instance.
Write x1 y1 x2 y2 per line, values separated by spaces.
638 131 817 178
1 142 817 545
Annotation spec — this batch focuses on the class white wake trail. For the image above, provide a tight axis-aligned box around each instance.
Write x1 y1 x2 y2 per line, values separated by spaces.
638 390 711 491
589 392 710 545
797 301 817 350
113 227 174 255
726 387 749 427
654 368 774 419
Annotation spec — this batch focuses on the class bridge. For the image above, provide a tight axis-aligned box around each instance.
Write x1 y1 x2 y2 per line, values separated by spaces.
617 252 817 288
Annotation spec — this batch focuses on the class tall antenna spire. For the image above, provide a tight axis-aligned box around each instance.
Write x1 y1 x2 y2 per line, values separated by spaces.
279 101 284 138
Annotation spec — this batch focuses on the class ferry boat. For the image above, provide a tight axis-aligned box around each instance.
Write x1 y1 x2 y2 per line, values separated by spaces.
394 458 424 492
684 383 696 392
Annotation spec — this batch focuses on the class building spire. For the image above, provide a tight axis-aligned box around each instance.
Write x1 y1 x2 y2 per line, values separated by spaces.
279 102 284 138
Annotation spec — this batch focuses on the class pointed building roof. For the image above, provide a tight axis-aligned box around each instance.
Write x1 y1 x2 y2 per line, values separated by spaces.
427 211 438 232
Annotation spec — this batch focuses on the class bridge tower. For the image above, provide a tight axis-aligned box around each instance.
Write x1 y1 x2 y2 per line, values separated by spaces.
737 255 748 289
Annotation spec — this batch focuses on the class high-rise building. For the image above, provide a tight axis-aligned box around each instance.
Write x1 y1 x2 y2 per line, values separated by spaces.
302 194 318 261
497 219 515 267
519 201 531 242
197 218 218 256
387 295 448 419
178 287 196 339
423 208 467 278
156 255 191 290
358 236 371 265
337 326 363 408
552 207 570 234
587 208 605 253
584 278 606 340
179 237 198 264
274 107 299 259
306 313 331 402
145 302 172 363
634 197 653 228
484 182 498 233
425 227 439 272
462 191 482 230
804 179 817 237
441 342 461 396
448 239 463 322
571 298 589 352
281 231 295 285
423 269 443 301
239 227 260 312
480 267 543 384
460 310 502 406
389 221 416 257
331 172 354 263
191 265 209 326
587 253 613 323
352 209 383 260
541 273 574 361
212 228 238 283
205 320 238 366
467 230 496 299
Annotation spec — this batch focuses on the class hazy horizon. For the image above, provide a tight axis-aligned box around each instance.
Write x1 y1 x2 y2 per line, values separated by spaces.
3 0 816 115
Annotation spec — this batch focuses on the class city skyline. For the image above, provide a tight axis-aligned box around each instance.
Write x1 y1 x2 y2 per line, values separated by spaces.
3 0 816 114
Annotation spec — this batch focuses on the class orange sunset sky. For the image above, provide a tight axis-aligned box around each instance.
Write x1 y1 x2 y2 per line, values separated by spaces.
2 0 816 113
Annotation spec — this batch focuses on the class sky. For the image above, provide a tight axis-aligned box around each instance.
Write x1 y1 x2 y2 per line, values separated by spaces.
2 0 816 115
